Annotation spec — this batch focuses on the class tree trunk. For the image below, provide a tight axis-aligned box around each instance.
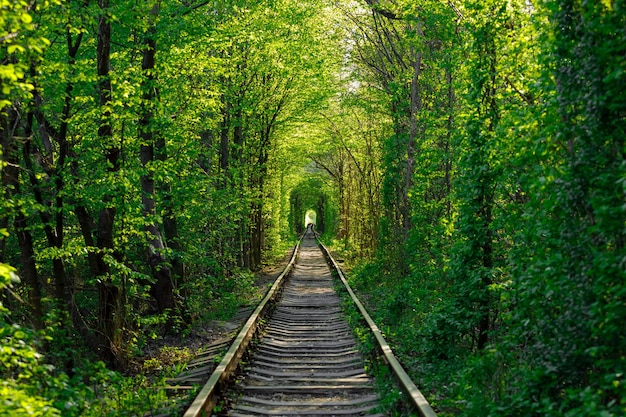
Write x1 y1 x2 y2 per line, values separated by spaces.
20 113 69 309
93 0 127 366
477 201 493 350
232 98 247 268
469 19 498 351
96 0 117 256
219 99 230 178
139 12 175 312
155 132 185 287
26 22 84 313
1 110 45 330
14 213 45 331
403 45 422 235
444 66 454 218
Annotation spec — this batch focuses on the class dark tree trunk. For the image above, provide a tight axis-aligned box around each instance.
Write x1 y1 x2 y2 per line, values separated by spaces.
93 0 126 366
18 113 72 316
233 105 243 162
231 96 247 268
1 110 45 330
25 22 84 313
476 192 494 350
96 0 117 257
316 195 326 233
14 213 45 331
471 22 498 351
47 21 88 309
402 47 422 235
219 99 230 177
155 131 185 287
139 12 175 312
444 66 454 218
250 134 270 270
75 206 100 276
0 110 8 259
98 281 122 365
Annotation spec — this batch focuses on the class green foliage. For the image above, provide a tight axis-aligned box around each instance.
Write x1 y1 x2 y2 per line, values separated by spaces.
2 0 343 412
339 0 626 416
0 0 52 109
2 0 625 415
492 1 626 415
0 385 59 417
289 176 335 235
0 265 181 416
0 263 56 417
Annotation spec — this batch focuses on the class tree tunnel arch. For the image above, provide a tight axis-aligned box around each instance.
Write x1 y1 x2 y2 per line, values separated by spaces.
289 177 336 236
305 209 317 227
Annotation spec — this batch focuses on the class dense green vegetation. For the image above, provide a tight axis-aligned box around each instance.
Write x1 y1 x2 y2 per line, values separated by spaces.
1 0 624 416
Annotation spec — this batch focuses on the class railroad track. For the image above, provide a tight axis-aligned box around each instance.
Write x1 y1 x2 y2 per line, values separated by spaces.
181 228 436 417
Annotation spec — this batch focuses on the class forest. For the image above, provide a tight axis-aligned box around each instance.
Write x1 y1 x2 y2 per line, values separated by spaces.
1 0 624 416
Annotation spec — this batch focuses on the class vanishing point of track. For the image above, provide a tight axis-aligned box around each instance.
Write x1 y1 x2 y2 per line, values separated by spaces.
181 228 436 417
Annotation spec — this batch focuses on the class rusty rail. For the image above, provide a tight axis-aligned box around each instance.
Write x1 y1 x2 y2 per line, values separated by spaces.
182 238 302 417
317 238 438 417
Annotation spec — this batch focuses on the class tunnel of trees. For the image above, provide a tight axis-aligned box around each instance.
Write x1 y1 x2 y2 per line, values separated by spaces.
1 0 625 416
289 177 335 236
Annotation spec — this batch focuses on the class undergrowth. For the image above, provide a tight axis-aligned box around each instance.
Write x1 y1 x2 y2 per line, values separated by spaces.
330 260 419 417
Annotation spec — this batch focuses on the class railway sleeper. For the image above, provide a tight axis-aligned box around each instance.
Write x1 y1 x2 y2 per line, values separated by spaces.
250 360 365 371
248 367 369 379
252 353 364 366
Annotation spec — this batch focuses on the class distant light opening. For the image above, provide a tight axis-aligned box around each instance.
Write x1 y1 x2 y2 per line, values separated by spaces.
305 209 317 227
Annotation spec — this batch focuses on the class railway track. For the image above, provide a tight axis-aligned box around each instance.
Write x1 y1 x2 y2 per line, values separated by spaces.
181 228 436 417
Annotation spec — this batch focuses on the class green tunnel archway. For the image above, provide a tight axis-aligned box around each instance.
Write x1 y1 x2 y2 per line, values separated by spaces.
305 209 317 227
289 177 336 236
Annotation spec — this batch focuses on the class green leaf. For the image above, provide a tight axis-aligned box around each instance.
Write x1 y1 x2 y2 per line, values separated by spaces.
7 44 25 54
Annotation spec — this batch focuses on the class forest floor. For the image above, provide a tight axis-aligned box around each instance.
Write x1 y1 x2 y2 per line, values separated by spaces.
131 249 293 377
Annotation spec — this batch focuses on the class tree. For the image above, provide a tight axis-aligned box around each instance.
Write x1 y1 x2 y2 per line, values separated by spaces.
1 0 56 331
503 1 626 414
450 0 502 351
137 1 176 314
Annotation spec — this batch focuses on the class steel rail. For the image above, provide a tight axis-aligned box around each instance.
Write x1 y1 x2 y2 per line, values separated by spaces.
317 238 438 417
182 237 303 417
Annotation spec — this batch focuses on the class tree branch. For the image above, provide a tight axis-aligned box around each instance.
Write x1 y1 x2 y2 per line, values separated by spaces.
310 156 339 179
174 0 214 17
363 0 401 20
0 32 19 44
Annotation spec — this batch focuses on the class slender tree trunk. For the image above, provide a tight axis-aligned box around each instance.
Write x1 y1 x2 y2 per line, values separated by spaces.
14 213 45 331
219 99 230 179
96 0 117 255
471 22 498 351
344 161 351 248
317 195 326 233
139 11 175 312
155 133 185 287
233 105 243 163
91 0 127 366
232 99 248 268
403 45 422 235
444 66 454 218
75 206 100 276
20 112 69 309
250 201 262 270
1 110 45 330
0 111 7 259
250 142 269 270
25 22 83 313
477 201 493 350
45 25 86 309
